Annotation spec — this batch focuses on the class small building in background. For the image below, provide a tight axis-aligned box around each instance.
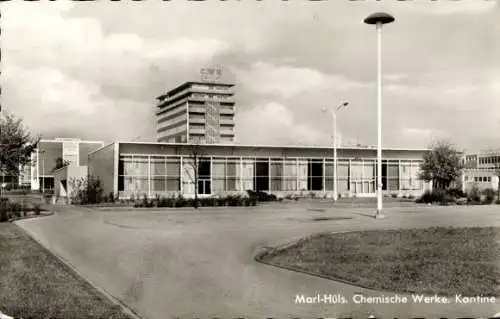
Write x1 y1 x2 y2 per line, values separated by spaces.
462 150 500 192
29 138 104 194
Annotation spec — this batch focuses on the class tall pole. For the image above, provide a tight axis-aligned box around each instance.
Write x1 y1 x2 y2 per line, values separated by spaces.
42 153 45 193
364 12 394 219
376 21 383 216
333 110 338 201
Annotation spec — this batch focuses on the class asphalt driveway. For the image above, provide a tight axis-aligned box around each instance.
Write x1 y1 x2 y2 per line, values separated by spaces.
15 201 500 319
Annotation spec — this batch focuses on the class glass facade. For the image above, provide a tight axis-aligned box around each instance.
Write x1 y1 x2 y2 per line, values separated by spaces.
117 155 425 197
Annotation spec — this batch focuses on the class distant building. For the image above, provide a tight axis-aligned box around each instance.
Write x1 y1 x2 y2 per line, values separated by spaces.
30 138 105 192
155 81 235 144
462 150 500 192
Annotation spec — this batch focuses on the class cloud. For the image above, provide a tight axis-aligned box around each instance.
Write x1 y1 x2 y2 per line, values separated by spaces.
1 1 499 152
235 102 328 146
235 62 369 99
2 2 230 141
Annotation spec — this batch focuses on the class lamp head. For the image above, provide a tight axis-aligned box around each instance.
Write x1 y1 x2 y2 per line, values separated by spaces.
364 12 395 25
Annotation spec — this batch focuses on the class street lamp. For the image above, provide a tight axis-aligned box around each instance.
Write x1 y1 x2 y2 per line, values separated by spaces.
364 12 395 219
322 102 349 201
39 150 46 193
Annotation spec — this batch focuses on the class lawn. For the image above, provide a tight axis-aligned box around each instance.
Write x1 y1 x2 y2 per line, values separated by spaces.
257 226 500 297
0 223 133 319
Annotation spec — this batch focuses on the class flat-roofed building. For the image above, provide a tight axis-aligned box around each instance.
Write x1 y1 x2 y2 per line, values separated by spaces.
30 138 105 191
88 141 431 199
462 149 500 192
156 82 235 144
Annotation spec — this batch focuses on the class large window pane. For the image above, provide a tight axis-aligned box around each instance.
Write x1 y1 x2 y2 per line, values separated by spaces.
213 161 225 177
198 158 211 179
213 178 225 192
270 160 283 178
135 157 148 176
151 177 166 192
388 178 399 191
283 178 297 191
387 163 399 178
351 162 363 180
227 177 237 191
226 161 237 177
151 157 166 175
363 161 375 179
167 158 181 176
271 178 281 191
338 162 349 178
283 160 297 177
167 177 180 191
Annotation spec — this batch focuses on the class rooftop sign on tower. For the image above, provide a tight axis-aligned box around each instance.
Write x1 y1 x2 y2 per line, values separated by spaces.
200 64 223 83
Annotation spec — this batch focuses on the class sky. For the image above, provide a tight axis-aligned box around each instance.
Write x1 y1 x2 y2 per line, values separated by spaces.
1 0 499 152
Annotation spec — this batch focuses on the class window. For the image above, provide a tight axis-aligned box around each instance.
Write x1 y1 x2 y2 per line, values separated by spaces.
475 177 479 182
488 176 492 182
464 176 468 182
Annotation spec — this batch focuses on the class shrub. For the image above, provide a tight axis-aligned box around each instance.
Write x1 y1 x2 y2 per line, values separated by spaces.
495 199 500 205
446 187 466 199
481 188 495 204
416 189 454 205
0 200 10 222
391 193 398 198
246 190 277 202
408 194 415 200
467 185 481 203
34 204 41 215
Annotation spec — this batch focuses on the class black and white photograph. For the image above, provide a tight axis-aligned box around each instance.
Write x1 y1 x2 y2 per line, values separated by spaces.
0 1 499 318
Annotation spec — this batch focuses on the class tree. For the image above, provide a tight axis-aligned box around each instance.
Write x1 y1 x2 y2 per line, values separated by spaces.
418 141 463 190
52 157 70 172
0 112 40 189
181 138 206 209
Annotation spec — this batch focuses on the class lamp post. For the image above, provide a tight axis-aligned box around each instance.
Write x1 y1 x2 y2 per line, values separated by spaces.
364 12 395 219
39 150 46 193
322 102 349 201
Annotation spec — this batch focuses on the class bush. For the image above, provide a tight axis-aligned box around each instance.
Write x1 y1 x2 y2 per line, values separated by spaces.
0 200 10 222
69 175 104 205
467 185 481 203
416 189 455 205
481 188 495 204
446 187 466 199
34 204 41 215
391 193 398 198
246 190 277 202
495 199 500 205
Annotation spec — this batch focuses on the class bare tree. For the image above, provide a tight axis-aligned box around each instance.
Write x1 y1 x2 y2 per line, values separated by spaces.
181 138 205 209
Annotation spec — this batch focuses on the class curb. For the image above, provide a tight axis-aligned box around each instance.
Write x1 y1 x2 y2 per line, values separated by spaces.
13 224 144 319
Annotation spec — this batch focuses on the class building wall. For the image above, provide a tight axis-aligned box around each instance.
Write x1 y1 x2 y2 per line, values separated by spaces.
79 142 105 166
112 143 429 199
88 143 116 196
462 169 499 192
54 165 88 199
156 82 235 144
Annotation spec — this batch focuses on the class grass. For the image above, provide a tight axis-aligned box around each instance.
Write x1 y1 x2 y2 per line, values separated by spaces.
257 227 500 297
0 223 133 319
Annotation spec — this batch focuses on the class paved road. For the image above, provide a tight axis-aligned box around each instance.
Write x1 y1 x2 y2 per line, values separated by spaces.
15 202 500 319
